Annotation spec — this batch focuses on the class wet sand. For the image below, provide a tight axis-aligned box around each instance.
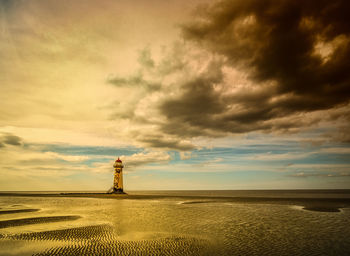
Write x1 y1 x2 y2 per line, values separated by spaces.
7 224 211 256
0 209 39 215
302 206 341 212
1 191 350 255
1 217 212 255
0 216 80 229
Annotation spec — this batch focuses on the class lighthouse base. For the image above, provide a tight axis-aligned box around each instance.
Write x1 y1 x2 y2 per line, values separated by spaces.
110 188 126 194
106 187 126 194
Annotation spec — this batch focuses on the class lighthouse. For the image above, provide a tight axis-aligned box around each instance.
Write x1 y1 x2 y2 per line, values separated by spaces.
112 157 125 194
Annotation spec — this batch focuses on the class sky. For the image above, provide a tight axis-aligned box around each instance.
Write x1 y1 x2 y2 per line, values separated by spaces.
1 0 350 191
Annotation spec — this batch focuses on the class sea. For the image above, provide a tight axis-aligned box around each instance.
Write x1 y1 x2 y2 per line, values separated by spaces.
0 190 350 255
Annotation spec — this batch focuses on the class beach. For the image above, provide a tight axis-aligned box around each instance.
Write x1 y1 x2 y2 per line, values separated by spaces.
1 190 350 255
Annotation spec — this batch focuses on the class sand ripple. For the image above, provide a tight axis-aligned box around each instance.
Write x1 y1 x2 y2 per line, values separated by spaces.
33 237 211 256
9 224 114 242
0 209 39 215
4 224 212 255
0 215 81 229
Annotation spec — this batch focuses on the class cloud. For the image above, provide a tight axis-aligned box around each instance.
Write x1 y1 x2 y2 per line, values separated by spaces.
182 0 350 105
106 44 229 148
137 47 155 69
104 0 350 150
107 71 161 91
0 135 117 190
0 126 129 147
121 151 171 169
137 135 195 151
179 151 192 160
0 133 23 147
169 0 350 139
320 147 350 154
0 146 90 167
3 0 348 156
290 172 350 178
245 152 315 161
43 152 89 162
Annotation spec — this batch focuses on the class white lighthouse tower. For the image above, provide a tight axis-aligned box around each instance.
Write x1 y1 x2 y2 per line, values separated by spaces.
112 157 125 194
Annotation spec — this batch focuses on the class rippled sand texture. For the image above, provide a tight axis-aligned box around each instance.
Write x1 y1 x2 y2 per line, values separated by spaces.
29 227 210 256
0 216 80 229
1 192 350 256
5 223 212 256
0 202 213 255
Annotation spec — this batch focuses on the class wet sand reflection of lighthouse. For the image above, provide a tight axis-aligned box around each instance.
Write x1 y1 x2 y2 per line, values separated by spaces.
112 157 125 194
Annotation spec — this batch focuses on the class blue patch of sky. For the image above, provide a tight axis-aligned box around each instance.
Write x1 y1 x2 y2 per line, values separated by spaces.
163 142 350 180
25 143 147 167
27 139 350 172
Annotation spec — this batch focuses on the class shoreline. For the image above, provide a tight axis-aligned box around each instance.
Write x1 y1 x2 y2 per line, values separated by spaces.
1 192 350 212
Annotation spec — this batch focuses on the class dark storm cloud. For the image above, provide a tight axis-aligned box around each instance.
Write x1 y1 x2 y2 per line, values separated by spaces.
157 0 350 138
162 75 225 127
0 133 23 147
182 0 350 100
